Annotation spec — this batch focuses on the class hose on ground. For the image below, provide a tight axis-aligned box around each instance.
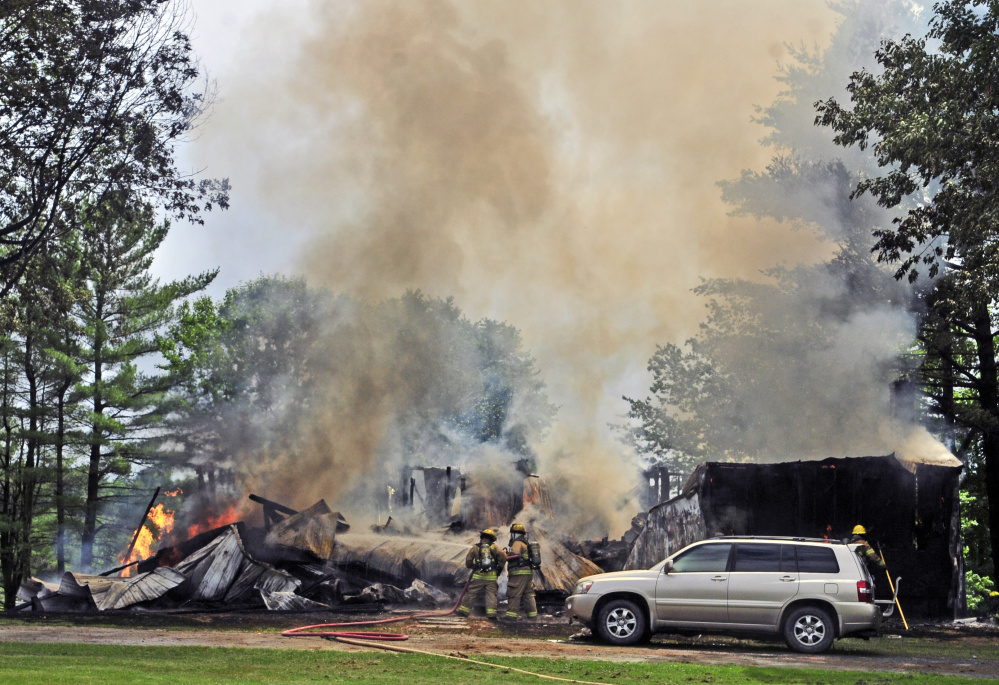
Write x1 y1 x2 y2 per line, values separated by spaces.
281 577 471 641
282 578 611 683
333 635 611 685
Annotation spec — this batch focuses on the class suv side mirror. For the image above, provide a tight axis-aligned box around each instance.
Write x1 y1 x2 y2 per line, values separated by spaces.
663 559 674 574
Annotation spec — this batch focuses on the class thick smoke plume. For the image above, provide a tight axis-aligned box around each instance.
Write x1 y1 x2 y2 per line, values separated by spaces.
185 1 947 535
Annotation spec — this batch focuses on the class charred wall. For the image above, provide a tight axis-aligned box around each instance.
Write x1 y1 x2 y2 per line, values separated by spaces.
626 455 962 618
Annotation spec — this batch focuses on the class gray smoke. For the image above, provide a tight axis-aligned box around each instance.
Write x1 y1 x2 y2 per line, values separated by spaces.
180 0 945 536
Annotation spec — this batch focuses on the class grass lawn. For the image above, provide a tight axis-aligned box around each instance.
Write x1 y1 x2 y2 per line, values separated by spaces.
0 642 988 685
651 633 999 661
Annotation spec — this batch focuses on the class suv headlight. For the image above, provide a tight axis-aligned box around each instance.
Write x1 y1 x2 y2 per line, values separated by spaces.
574 580 594 595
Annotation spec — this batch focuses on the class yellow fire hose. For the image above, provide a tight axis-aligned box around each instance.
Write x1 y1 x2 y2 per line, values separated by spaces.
333 636 612 685
879 548 909 630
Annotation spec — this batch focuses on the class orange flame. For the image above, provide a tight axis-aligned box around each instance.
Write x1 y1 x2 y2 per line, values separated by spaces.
163 488 183 497
119 503 175 576
186 503 240 540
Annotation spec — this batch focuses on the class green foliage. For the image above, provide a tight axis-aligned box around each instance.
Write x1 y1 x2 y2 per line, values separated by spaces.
0 0 228 294
965 567 994 613
816 0 999 290
160 278 556 488
961 490 994 613
74 196 216 571
817 0 999 583
622 3 918 477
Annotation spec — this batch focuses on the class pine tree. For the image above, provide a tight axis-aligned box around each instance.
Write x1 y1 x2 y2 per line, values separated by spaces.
75 196 215 571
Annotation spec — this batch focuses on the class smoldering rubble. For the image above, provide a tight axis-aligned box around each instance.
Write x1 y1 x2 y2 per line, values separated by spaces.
14 474 604 614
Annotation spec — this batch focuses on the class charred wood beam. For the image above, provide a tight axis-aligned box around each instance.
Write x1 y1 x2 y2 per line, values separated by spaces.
250 494 299 532
248 494 299 516
99 559 141 577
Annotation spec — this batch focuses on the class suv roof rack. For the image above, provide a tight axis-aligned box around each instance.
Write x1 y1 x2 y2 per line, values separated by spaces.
709 535 846 544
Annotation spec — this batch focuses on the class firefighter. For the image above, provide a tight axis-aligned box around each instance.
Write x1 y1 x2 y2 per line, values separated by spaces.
850 524 886 570
458 528 507 620
504 523 538 620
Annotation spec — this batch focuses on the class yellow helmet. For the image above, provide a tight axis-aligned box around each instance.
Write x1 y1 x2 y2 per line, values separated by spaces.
511 523 526 534
852 524 867 536
481 528 497 540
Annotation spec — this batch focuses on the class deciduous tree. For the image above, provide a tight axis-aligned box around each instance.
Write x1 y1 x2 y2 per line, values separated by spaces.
816 0 999 580
0 0 228 294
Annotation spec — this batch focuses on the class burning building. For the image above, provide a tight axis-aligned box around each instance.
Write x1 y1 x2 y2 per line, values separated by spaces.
626 454 964 618
15 458 602 613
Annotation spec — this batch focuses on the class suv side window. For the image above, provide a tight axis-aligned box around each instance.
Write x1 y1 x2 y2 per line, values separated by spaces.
795 545 839 573
780 544 797 572
733 543 780 572
671 543 732 572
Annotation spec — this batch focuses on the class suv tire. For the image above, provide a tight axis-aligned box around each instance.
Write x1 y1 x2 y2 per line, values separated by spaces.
783 605 835 654
595 599 647 646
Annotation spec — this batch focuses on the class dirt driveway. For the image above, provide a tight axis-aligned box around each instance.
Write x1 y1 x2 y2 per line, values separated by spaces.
3 612 997 680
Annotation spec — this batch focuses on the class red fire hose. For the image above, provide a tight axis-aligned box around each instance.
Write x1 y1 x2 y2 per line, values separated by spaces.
281 578 471 642
283 579 615 685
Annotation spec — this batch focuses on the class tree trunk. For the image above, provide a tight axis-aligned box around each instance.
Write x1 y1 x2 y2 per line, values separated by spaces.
18 330 37 589
80 299 104 572
971 302 999 584
80 411 102 572
55 379 69 575
0 412 17 612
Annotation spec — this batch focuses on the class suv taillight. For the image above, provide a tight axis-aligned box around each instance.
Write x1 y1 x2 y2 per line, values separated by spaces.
857 580 873 603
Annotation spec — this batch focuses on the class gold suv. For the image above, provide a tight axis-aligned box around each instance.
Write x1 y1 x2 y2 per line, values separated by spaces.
566 537 887 653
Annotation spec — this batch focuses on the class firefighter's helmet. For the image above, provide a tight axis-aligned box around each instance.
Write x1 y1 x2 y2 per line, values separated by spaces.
852 524 867 536
480 528 497 541
511 523 526 534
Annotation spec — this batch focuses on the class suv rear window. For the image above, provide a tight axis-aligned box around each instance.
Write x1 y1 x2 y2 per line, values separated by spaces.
795 545 839 573
672 543 732 572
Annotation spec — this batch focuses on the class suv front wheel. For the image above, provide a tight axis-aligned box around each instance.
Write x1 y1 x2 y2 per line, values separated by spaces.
783 605 835 654
595 599 647 646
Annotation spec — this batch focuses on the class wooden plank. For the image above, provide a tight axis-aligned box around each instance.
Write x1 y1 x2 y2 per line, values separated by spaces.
223 522 301 603
173 534 226 576
222 558 266 604
98 567 187 611
255 567 300 594
58 572 118 600
329 533 470 587
264 500 339 560
16 577 58 602
190 526 244 601
37 594 91 612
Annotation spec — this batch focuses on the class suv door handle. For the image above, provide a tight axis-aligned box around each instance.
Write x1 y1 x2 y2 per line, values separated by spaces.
779 576 796 582
711 575 727 582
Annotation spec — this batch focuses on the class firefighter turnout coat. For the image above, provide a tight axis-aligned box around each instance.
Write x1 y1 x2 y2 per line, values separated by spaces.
852 536 886 570
459 542 507 617
505 537 537 618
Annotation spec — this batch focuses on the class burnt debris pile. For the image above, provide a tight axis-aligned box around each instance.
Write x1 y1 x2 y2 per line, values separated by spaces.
15 477 603 613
